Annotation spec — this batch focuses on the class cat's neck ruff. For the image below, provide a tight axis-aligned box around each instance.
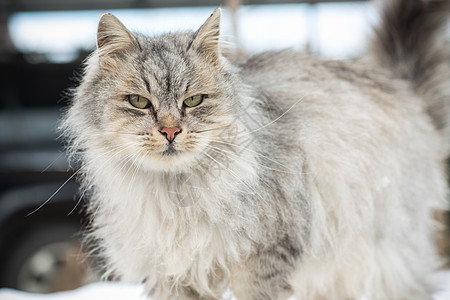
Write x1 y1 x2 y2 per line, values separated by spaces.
84 133 262 290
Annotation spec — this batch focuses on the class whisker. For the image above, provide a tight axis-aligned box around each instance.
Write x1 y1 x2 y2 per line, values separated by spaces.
41 150 66 173
203 152 266 203
191 125 232 134
67 187 86 216
114 149 148 213
113 152 140 188
78 146 138 216
127 151 147 196
90 142 141 190
206 138 300 174
27 169 82 217
205 145 287 194
83 141 138 166
204 144 298 175
90 131 145 137
31 142 138 216
237 95 307 137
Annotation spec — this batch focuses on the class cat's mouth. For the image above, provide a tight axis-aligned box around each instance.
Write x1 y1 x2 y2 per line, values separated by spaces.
161 144 178 156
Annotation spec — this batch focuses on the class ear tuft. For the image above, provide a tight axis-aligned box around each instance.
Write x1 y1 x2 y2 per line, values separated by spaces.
97 13 134 58
191 8 222 61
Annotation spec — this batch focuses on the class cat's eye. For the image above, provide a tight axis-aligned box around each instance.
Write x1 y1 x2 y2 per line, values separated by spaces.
183 94 205 107
128 95 151 109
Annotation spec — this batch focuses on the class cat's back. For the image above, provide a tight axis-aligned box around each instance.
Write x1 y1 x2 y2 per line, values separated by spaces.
239 50 440 154
239 50 446 216
240 50 410 108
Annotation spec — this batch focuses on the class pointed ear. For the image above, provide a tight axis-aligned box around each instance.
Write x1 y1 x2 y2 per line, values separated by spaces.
97 13 135 61
190 8 222 61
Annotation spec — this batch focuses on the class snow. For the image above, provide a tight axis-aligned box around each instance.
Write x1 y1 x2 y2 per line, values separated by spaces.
0 282 147 300
1 271 449 300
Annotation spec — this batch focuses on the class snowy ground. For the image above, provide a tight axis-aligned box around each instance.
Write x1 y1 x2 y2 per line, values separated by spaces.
0 282 146 300
0 271 449 300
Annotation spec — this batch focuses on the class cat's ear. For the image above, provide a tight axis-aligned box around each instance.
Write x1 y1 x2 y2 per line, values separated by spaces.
97 14 135 65
190 8 222 62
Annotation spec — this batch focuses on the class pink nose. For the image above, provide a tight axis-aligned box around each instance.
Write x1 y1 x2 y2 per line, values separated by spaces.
159 127 181 142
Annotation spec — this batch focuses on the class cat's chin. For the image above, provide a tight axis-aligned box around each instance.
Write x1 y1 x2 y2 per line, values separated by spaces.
139 150 200 172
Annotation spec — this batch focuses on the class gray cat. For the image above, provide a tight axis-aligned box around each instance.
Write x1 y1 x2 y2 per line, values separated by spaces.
60 0 450 299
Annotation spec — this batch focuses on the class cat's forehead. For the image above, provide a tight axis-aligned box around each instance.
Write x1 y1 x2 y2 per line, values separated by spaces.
139 33 193 69
135 33 194 96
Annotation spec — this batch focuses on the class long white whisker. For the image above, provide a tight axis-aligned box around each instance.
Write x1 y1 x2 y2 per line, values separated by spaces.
206 138 301 174
204 144 298 175
127 151 147 197
237 95 306 137
205 145 287 194
203 152 266 203
192 125 232 134
32 142 138 216
42 151 66 173
27 169 82 217
112 152 140 188
67 187 86 216
68 144 136 216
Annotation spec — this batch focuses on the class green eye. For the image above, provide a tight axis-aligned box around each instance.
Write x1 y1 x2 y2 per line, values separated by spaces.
128 95 151 109
183 94 204 107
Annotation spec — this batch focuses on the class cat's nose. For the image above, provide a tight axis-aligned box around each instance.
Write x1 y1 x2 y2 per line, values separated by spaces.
159 127 182 142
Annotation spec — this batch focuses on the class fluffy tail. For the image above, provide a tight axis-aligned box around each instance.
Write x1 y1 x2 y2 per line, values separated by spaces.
373 0 450 153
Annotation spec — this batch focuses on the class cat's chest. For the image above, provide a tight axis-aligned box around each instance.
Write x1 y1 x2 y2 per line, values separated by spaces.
129 177 250 273
104 171 229 235
94 160 261 281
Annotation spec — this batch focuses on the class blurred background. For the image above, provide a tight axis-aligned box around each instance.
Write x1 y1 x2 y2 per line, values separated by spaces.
0 0 448 295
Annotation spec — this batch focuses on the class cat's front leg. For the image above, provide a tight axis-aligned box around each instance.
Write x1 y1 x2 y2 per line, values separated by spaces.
147 285 202 300
147 277 223 300
230 242 300 300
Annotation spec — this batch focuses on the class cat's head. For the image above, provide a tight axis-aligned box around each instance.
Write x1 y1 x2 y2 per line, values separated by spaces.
69 9 247 172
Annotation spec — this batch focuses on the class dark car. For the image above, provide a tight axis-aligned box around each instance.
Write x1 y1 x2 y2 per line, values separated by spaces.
0 55 90 293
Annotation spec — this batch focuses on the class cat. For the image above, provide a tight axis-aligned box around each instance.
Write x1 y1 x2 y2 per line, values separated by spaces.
60 0 450 299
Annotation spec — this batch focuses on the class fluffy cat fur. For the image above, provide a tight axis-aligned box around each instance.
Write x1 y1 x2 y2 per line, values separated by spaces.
61 0 450 299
